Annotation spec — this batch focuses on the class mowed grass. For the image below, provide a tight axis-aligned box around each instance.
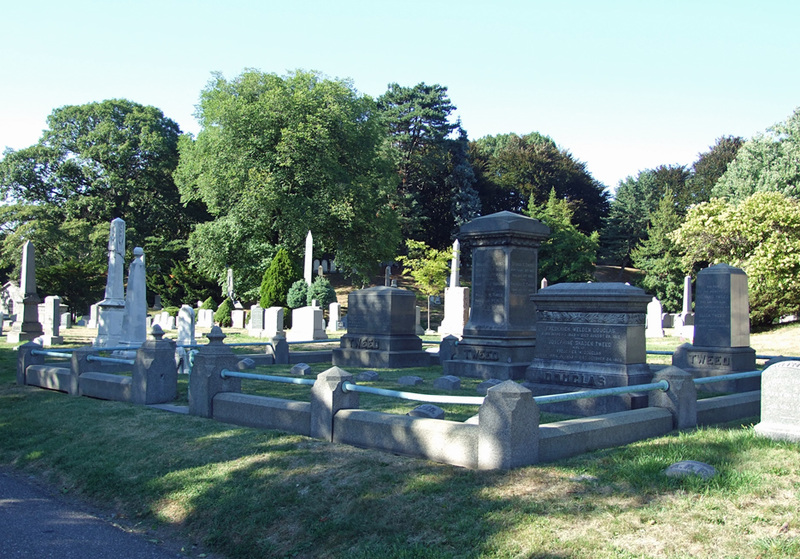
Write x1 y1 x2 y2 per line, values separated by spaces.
0 323 798 558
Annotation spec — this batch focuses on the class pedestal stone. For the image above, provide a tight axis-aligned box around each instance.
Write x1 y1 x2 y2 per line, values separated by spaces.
672 264 756 392
332 286 430 368
7 241 43 344
444 211 550 380
524 282 653 415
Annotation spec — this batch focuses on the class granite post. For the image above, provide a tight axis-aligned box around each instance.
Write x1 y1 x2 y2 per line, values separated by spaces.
120 247 147 348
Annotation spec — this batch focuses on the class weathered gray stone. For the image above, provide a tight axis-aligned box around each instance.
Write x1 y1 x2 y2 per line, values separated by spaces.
444 211 549 380
664 460 716 479
398 375 423 386
755 360 800 442
478 381 539 470
310 366 358 441
434 375 461 391
188 326 241 418
95 218 126 347
121 247 147 347
237 357 256 371
356 370 380 382
291 363 312 376
332 286 430 368
131 326 178 405
649 366 697 429
287 305 326 341
7 241 43 344
477 378 503 395
409 404 445 419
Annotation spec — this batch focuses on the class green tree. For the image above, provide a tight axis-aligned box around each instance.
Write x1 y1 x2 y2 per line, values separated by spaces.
378 82 463 247
396 239 450 331
36 259 106 319
671 192 800 326
259 248 301 308
214 298 234 327
148 259 219 308
630 191 686 311
713 108 800 201
287 280 309 310
527 189 598 284
307 276 336 308
177 70 399 296
687 136 744 203
470 132 609 234
0 99 207 312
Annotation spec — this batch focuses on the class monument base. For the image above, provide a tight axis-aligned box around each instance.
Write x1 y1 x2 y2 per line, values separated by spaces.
523 360 653 415
672 343 757 392
40 335 64 347
95 302 126 347
443 337 536 380
6 325 44 344
333 333 432 368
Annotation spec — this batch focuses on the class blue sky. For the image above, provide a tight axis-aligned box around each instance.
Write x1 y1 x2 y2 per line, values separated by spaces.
2 0 798 190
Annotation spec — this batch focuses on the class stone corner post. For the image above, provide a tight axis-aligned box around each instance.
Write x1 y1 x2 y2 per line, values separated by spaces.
649 366 697 430
310 366 359 441
188 326 241 418
132 325 178 405
478 380 540 470
16 341 44 386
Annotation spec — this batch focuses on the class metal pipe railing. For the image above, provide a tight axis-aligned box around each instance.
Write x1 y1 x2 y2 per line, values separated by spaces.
692 370 761 385
86 355 136 366
220 369 315 386
341 382 485 405
30 350 73 359
534 380 670 405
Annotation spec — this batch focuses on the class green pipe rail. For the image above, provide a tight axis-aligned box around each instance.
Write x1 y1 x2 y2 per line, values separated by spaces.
341 382 485 405
692 370 761 385
534 380 670 405
30 350 73 359
86 354 136 366
220 369 316 386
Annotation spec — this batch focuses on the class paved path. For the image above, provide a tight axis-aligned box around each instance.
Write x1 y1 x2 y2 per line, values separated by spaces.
0 471 187 558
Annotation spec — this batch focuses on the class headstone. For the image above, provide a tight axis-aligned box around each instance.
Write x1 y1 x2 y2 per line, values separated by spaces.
87 303 99 329
664 460 716 479
7 241 44 343
321 260 329 274
40 295 63 346
443 211 550 380
661 313 674 329
398 375 423 386
356 370 380 382
672 264 757 392
286 304 326 341
60 312 72 329
231 309 245 329
646 297 664 338
326 302 343 332
120 247 147 348
197 308 214 328
682 275 693 314
95 218 126 347
384 265 391 287
264 306 284 337
439 240 470 339
0 281 22 321
291 363 312 376
176 305 196 375
433 375 461 391
524 282 653 415
476 378 503 395
248 305 266 337
755 360 800 442
408 404 445 420
304 230 313 286
415 306 425 336
676 275 695 338
152 294 163 311
332 286 431 368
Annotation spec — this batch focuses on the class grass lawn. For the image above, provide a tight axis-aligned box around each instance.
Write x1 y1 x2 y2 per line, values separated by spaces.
0 322 798 558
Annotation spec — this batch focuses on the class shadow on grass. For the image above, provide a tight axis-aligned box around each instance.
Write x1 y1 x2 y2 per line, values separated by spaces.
1 343 796 559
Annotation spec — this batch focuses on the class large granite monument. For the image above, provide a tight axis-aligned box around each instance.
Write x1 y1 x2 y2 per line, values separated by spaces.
332 286 430 368
672 263 757 392
524 282 653 414
443 211 549 380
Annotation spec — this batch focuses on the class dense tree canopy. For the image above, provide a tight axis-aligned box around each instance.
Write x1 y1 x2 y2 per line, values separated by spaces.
0 99 204 312
177 70 400 299
377 83 475 248
526 189 598 284
469 132 609 234
713 107 800 201
671 192 800 326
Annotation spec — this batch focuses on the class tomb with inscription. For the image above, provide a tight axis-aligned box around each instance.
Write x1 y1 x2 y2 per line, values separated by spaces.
332 286 431 368
672 263 757 392
443 211 549 380
524 282 653 415
754 360 800 443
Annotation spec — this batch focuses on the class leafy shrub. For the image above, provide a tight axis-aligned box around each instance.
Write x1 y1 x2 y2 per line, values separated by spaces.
287 280 309 309
200 296 217 311
260 248 301 308
214 298 234 327
307 277 336 308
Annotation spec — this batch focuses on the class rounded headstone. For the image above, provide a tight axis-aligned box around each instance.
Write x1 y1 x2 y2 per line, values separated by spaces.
663 460 716 479
397 375 424 386
408 404 445 420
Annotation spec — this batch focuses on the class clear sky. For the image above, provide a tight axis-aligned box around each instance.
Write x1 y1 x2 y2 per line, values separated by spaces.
2 0 798 190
